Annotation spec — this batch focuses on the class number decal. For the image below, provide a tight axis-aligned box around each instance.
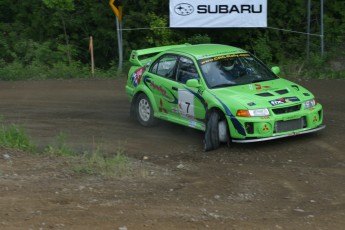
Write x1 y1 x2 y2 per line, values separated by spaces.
185 102 190 113
178 89 194 118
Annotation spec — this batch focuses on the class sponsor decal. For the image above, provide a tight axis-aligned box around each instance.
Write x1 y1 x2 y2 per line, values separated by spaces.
130 67 146 87
143 76 178 103
189 120 197 128
255 83 270 90
174 3 194 16
150 81 167 97
171 107 179 113
170 0 267 28
197 4 263 14
269 97 300 106
149 81 174 101
159 99 168 113
200 53 249 65
313 115 318 122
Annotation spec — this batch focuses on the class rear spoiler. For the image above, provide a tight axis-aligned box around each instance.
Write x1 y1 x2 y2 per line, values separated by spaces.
129 44 191 67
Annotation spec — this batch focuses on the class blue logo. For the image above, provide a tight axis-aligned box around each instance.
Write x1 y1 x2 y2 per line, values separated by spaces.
174 3 194 16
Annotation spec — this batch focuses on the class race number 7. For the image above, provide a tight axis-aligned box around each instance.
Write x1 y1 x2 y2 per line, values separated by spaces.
185 102 190 113
178 90 195 117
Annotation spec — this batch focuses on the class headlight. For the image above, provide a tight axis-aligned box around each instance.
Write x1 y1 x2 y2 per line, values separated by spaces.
236 108 270 117
304 99 316 109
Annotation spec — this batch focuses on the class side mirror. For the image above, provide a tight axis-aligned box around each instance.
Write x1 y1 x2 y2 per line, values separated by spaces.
186 79 200 88
271 66 280 75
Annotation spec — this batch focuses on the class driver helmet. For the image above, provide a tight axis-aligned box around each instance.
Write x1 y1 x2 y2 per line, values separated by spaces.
222 58 235 71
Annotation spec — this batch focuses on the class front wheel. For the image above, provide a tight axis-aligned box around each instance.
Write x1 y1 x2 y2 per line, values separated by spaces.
204 111 230 151
136 94 156 127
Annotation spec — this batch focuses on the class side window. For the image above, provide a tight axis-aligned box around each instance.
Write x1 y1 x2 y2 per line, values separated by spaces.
177 57 199 84
149 55 178 80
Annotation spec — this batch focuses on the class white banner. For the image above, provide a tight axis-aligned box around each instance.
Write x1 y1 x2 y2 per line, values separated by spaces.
169 0 267 28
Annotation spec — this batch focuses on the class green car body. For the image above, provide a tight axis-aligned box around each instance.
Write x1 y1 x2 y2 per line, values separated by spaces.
125 44 325 149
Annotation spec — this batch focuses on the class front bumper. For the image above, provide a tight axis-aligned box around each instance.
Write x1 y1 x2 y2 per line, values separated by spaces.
232 124 325 143
228 103 324 142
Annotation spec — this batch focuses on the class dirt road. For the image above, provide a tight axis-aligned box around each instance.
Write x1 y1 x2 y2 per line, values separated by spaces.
0 78 344 229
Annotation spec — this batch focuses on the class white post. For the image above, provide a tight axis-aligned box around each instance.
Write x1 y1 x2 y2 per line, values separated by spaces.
89 36 95 78
116 18 123 73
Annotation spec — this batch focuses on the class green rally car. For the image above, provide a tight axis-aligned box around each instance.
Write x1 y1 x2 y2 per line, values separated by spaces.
125 44 325 151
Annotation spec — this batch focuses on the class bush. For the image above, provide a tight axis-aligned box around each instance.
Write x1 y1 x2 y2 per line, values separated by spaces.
0 122 35 152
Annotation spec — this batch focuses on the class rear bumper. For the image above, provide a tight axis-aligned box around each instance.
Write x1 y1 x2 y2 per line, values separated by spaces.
232 124 325 143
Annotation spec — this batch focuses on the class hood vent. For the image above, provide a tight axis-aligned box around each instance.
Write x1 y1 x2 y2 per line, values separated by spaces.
275 89 289 95
256 92 274 97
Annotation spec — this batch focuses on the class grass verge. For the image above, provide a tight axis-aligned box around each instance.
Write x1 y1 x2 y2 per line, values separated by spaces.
0 121 35 152
74 146 129 177
0 122 130 178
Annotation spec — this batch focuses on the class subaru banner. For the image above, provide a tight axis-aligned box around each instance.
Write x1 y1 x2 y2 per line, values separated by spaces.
169 0 267 28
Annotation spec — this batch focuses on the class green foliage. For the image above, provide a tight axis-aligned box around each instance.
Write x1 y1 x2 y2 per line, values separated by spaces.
252 34 273 64
0 60 92 80
0 117 131 177
146 13 173 46
0 120 35 152
278 51 345 79
44 132 75 156
0 0 344 79
42 0 75 11
186 34 211 45
74 146 129 177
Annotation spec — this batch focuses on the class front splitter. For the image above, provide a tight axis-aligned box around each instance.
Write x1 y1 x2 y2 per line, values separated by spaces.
232 124 326 143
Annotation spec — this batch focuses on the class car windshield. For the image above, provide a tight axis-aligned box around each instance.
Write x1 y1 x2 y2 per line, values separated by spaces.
198 54 278 89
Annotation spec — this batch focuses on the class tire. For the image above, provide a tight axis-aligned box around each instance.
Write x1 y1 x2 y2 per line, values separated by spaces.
136 94 156 127
204 112 220 151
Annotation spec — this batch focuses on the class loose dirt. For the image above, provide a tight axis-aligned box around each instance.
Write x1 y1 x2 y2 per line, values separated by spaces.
0 78 344 230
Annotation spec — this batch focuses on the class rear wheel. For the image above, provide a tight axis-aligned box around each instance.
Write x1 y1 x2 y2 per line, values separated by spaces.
136 94 156 127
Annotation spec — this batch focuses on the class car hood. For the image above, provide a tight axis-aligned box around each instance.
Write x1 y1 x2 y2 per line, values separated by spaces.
209 79 314 109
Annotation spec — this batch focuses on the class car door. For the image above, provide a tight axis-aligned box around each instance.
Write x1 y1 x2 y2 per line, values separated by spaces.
147 54 206 129
175 56 206 125
147 54 180 121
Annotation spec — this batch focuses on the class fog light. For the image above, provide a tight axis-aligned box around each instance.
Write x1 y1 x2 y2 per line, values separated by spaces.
245 122 254 134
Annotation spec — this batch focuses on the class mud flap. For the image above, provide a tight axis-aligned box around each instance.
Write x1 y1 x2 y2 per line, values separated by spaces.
204 112 220 151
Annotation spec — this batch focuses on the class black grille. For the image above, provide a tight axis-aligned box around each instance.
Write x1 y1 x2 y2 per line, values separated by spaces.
274 117 307 133
272 104 301 114
245 122 254 134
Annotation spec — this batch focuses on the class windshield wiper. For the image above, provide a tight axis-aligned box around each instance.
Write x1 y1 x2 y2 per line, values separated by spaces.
251 79 270 84
211 83 235 89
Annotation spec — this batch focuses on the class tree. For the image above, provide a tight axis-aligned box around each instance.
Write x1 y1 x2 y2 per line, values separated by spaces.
42 0 75 64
